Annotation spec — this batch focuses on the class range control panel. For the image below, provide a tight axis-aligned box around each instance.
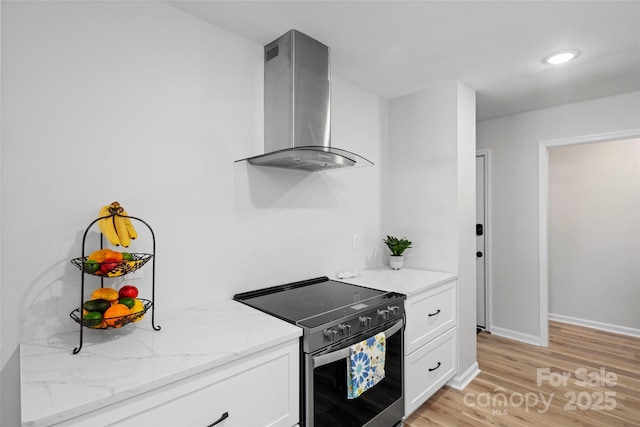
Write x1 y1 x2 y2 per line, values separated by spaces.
304 299 405 354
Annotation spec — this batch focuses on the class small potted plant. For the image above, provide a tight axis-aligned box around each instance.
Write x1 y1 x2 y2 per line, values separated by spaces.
383 235 412 270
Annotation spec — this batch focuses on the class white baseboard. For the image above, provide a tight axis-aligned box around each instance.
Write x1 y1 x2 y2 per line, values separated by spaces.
549 313 640 338
490 325 543 346
448 361 480 390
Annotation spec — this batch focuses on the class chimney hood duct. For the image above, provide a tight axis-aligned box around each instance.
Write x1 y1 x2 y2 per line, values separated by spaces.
240 30 373 172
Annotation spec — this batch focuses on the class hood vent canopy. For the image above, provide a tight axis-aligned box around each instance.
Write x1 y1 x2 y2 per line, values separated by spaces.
241 30 373 172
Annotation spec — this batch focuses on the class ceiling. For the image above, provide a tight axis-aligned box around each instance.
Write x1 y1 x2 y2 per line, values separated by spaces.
165 1 640 121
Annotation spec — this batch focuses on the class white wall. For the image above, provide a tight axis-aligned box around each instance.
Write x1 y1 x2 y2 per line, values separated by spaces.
477 91 640 342
549 138 640 330
387 82 458 272
455 82 477 379
387 80 477 384
0 2 387 424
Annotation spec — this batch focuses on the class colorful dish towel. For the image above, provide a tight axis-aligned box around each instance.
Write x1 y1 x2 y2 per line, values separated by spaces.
347 332 386 399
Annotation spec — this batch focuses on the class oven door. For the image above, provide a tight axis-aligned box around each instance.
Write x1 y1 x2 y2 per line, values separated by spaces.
305 318 404 427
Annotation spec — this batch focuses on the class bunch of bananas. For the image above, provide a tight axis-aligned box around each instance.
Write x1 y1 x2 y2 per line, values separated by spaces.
97 201 138 247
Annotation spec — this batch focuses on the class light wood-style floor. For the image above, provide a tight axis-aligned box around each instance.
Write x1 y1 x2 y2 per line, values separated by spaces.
405 321 640 426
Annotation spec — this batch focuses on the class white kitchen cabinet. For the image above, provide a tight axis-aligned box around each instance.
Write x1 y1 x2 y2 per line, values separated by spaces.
404 279 457 417
21 299 302 427
334 268 458 419
53 340 299 427
405 327 456 415
404 279 456 355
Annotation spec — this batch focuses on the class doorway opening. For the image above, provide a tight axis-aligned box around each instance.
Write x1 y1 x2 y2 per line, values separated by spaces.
538 128 640 347
476 150 491 333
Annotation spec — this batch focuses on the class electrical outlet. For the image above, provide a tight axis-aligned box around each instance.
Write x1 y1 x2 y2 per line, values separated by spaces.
353 234 360 250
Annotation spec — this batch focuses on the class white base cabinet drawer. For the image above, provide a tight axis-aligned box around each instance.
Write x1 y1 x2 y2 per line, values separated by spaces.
405 327 456 416
56 340 299 427
404 279 456 355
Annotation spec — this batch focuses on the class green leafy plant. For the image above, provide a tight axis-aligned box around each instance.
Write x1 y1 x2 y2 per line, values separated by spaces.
383 235 412 256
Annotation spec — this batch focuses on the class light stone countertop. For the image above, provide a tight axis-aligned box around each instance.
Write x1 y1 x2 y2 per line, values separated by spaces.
20 299 302 427
336 267 457 296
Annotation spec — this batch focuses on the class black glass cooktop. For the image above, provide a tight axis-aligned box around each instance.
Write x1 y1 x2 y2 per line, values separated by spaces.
234 277 392 328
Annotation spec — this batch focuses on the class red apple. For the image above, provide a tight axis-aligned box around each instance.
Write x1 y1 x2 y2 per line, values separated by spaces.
100 262 119 274
119 285 138 299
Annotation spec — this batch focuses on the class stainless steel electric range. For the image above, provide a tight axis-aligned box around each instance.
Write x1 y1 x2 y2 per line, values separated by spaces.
234 276 406 427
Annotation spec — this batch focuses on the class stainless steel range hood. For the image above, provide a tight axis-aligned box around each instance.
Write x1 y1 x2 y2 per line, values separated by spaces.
240 30 373 172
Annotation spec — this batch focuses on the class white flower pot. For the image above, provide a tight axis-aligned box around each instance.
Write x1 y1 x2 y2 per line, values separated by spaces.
389 255 404 270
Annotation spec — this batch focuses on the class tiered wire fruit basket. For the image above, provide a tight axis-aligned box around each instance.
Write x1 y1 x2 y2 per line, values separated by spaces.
69 208 160 354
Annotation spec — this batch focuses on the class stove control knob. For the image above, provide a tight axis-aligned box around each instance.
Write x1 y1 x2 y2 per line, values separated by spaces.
359 316 372 327
378 309 390 320
338 323 352 335
324 329 338 341
388 305 400 316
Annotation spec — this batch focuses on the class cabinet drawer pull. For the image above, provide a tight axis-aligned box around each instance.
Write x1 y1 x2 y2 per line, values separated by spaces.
428 309 441 317
428 362 442 372
207 411 229 426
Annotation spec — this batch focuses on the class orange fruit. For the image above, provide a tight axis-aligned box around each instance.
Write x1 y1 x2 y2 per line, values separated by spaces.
90 287 119 302
87 249 111 262
88 249 121 263
103 304 131 328
104 251 123 263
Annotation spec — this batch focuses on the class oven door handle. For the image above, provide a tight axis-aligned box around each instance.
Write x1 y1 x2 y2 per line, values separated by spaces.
312 319 403 369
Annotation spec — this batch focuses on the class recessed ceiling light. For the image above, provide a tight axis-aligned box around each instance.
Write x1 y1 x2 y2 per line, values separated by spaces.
542 49 581 65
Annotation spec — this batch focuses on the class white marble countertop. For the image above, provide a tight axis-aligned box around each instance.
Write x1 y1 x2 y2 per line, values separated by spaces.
20 299 302 427
336 267 457 296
